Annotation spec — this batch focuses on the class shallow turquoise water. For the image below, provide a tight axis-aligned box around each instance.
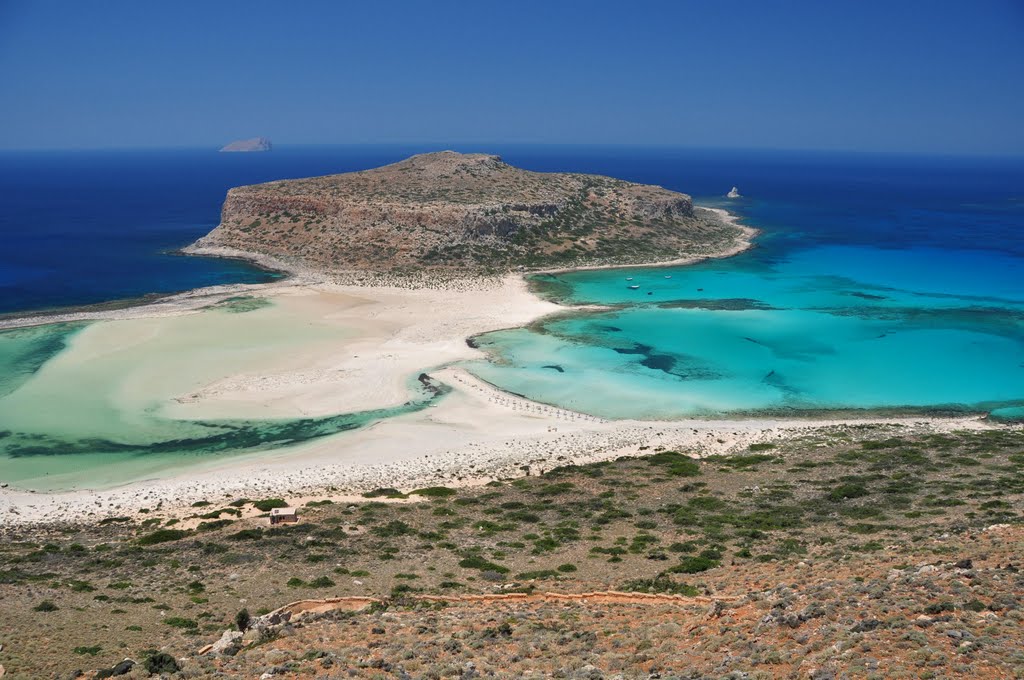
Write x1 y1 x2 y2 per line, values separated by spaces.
0 318 449 490
468 243 1024 419
3 149 1022 489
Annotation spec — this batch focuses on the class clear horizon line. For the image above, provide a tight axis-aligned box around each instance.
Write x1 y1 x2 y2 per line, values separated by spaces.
1 141 1023 160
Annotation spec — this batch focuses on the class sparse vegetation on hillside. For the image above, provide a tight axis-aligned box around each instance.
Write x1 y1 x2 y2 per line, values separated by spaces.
1 426 1022 677
191 151 745 277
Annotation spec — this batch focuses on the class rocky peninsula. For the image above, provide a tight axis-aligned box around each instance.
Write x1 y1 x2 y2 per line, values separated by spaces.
187 151 747 279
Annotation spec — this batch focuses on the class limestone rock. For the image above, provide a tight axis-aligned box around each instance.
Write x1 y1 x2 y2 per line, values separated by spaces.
200 629 244 656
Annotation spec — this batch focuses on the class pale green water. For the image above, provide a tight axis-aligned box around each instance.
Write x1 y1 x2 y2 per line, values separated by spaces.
0 300 448 490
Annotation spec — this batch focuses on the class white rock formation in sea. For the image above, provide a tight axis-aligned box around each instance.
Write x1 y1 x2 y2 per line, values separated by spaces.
727 186 741 199
219 137 272 152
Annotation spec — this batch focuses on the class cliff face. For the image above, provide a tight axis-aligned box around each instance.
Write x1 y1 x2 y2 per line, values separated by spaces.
191 151 741 274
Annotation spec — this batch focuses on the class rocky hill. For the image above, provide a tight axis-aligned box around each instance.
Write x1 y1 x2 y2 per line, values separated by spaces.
2 426 1021 678
188 151 744 276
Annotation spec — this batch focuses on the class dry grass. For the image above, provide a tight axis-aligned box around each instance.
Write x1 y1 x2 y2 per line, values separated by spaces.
1 425 1022 678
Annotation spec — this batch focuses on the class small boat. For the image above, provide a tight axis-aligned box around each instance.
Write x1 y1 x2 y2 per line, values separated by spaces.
664 275 672 279
628 285 640 290
626 277 633 281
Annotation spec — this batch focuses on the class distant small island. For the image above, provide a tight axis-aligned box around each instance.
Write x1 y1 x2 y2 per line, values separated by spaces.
219 137 272 153
188 151 747 277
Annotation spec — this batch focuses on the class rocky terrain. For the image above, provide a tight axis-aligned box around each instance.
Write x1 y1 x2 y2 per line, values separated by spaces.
219 138 272 153
187 151 744 277
1 425 1021 678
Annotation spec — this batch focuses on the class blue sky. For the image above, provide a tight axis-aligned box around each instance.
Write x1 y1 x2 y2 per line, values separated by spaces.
0 0 1022 154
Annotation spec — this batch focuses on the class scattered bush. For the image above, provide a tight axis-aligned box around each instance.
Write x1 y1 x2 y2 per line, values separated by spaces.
372 520 415 537
252 498 289 512
458 555 509 573
137 529 189 546
668 554 720 574
828 482 870 501
621 575 699 596
647 451 701 477
410 486 457 498
143 651 180 674
163 616 198 629
363 488 408 499
228 528 264 541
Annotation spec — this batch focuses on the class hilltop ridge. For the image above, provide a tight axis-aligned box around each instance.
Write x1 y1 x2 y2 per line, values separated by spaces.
188 151 745 277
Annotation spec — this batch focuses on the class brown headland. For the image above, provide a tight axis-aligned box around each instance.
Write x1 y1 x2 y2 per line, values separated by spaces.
186 151 747 278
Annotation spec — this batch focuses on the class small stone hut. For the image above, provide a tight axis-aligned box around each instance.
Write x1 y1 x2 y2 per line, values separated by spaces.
269 507 299 525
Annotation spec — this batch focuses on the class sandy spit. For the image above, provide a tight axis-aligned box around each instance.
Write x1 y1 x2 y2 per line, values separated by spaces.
0 208 1009 527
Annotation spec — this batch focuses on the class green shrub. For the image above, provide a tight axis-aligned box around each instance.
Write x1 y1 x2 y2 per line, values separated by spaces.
197 519 234 532
228 528 264 541
235 608 251 632
668 541 697 553
925 600 955 615
143 651 180 674
252 498 289 512
458 556 509 573
668 554 720 574
536 482 575 496
163 616 198 629
137 529 189 545
410 486 457 498
73 645 102 656
371 520 415 537
363 488 408 499
707 453 777 469
621 575 699 596
33 600 59 612
828 482 870 501
647 451 701 477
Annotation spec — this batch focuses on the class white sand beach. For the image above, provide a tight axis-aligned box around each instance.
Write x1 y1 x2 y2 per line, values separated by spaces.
0 211 1011 526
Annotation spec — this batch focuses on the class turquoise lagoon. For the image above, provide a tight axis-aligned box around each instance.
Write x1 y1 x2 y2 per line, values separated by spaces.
468 244 1024 420
2 147 1022 490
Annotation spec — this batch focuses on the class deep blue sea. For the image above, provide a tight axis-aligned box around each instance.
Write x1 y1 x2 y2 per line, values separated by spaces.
3 145 1021 315
1 146 1023 489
